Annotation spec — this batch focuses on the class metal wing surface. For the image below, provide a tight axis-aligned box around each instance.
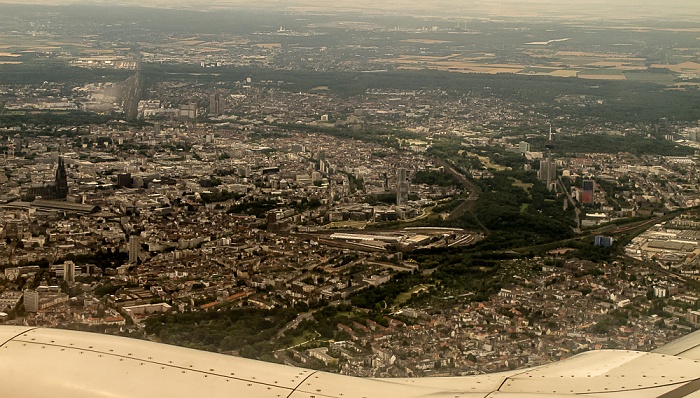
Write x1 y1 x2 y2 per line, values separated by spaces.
653 329 700 360
2 326 700 398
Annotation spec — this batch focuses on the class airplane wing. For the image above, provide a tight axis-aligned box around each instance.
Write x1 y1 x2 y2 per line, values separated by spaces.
652 328 700 359
1 325 700 398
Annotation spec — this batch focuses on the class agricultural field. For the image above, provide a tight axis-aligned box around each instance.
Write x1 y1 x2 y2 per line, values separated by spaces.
386 43 699 84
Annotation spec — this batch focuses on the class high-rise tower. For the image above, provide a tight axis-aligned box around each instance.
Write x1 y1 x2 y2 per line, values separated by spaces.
63 260 75 285
544 126 556 191
129 235 139 264
209 92 222 116
396 168 410 206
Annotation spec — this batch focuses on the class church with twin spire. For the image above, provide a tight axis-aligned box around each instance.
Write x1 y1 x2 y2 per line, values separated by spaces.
28 156 68 200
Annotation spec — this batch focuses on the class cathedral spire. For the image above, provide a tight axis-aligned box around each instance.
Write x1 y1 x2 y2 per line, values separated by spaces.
54 156 68 199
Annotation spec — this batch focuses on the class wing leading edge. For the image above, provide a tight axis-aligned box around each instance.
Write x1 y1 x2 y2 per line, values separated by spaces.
1 326 700 398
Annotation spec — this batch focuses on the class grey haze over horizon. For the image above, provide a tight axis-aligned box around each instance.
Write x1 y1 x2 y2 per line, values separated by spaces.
1 0 699 22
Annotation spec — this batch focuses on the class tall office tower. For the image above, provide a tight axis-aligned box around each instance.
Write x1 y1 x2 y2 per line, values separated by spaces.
209 92 222 116
63 260 75 285
396 168 410 206
538 159 556 184
544 125 556 191
582 180 595 204
24 290 39 312
538 159 548 182
128 236 139 264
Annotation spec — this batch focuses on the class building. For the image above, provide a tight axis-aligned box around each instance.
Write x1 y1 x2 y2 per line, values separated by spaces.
63 260 75 285
541 126 556 191
3 220 24 240
23 290 39 312
518 141 531 153
582 180 595 205
178 103 197 119
28 156 68 200
122 302 172 324
266 211 278 227
538 159 556 189
654 285 668 298
594 235 614 248
117 173 133 188
0 291 23 311
2 200 100 215
209 92 222 116
396 168 410 206
128 235 139 264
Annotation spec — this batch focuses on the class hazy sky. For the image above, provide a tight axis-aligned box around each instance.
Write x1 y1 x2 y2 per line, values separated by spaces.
1 0 699 21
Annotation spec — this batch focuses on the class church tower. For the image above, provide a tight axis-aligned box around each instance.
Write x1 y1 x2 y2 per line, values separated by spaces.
54 156 68 199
